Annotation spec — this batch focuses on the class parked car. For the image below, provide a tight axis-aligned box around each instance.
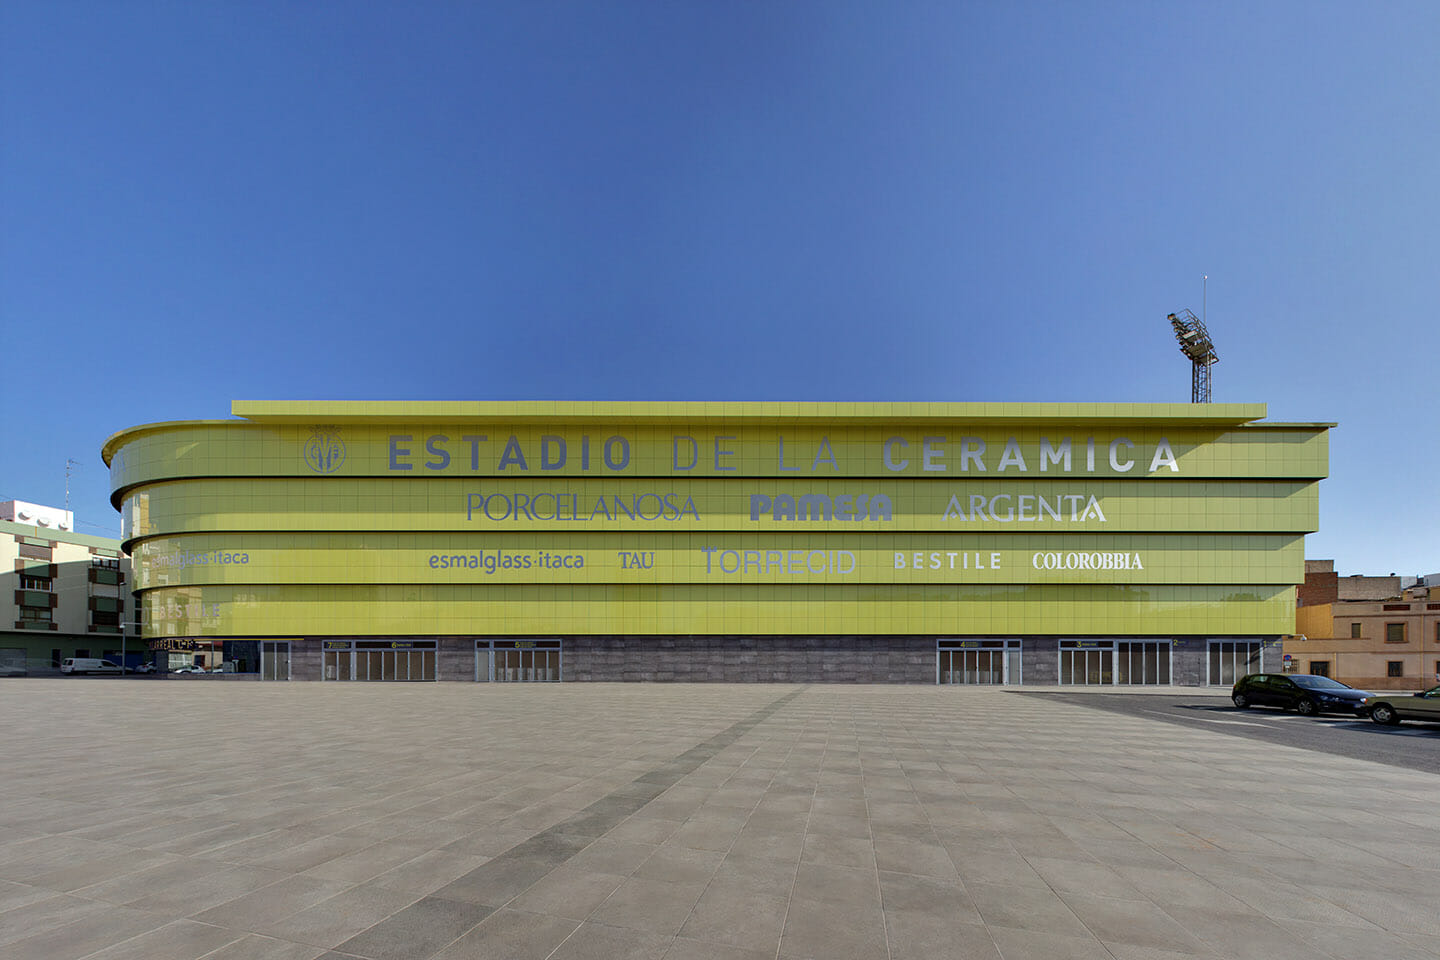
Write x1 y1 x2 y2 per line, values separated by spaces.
1363 686 1440 725
1231 673 1372 716
132 663 156 674
60 658 123 675
171 664 206 674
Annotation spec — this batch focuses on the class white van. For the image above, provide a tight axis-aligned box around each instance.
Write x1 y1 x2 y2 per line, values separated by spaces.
60 658 123 675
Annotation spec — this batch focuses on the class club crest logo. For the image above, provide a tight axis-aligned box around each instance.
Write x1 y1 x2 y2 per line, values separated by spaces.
303 426 346 474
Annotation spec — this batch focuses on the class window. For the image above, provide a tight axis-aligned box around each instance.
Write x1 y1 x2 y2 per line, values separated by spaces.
91 556 120 570
1350 623 1362 638
1309 661 1330 677
18 542 51 560
1387 661 1404 678
91 611 119 626
19 607 53 623
1385 623 1406 643
20 576 53 591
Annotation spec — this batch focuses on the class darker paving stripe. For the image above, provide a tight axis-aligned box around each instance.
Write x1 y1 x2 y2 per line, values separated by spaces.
558 804 650 837
353 686 808 958
499 832 596 864
432 857 555 905
332 896 494 960
608 780 672 802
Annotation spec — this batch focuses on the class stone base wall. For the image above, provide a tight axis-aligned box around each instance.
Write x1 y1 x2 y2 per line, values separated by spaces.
291 641 322 681
1171 641 1208 687
1020 638 1058 684
565 636 935 683
242 634 1282 685
436 639 473 682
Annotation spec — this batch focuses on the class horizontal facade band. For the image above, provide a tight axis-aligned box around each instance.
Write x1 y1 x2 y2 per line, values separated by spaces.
129 531 1306 589
120 477 1321 539
107 422 1329 494
138 581 1299 637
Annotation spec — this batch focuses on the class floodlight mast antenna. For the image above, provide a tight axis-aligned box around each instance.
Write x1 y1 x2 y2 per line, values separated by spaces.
65 459 82 513
1167 308 1218 403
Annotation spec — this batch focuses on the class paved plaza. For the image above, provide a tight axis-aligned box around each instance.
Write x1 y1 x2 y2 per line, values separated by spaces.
2 680 1438 960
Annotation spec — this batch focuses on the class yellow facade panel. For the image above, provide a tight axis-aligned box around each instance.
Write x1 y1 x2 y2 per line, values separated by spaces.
104 403 1328 641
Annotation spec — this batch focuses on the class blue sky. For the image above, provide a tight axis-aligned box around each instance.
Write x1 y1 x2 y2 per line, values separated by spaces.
2 1 1435 577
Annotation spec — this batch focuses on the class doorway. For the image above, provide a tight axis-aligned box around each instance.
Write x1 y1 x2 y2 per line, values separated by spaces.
475 640 563 682
261 641 291 681
937 639 1021 684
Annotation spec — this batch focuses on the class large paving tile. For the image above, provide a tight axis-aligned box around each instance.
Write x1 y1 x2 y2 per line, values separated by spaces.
1024 854 1143 898
331 895 494 960
2 904 169 960
546 921 672 960
125 863 292 916
0 893 112 946
301 841 433 883
966 880 1089 936
0 880 63 914
431 907 580 959
1060 893 1212 954
508 864 626 920
677 883 788 953
590 876 707 935
566 839 658 877
662 938 771 960
80 919 245 960
800 832 874 868
252 884 418 947
633 844 725 884
791 860 878 906
431 856 554 906
712 855 797 898
1163 907 1329 960
199 934 329 960
193 875 354 931
367 850 491 897
26 849 178 892
883 908 998 960
1274 919 1440 960
878 871 980 922
874 836 960 879
988 925 1115 960
948 848 1048 887
779 895 887 960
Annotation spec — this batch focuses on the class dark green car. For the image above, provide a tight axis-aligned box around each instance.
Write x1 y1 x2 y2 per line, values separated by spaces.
1363 686 1440 725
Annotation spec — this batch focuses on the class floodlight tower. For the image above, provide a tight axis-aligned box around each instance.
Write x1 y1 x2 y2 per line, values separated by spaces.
1168 309 1218 403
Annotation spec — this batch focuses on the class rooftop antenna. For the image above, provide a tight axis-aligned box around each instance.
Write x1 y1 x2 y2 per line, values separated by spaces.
1167 278 1218 403
65 458 82 513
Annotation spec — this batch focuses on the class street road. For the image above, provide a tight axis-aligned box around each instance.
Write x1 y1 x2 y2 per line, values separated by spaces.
1023 692 1440 776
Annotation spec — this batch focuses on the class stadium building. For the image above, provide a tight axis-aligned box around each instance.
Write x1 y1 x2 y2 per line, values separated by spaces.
102 401 1330 685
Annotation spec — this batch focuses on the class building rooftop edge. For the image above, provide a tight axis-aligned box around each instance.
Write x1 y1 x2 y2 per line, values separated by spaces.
1 518 122 550
103 402 1330 462
228 399 1273 424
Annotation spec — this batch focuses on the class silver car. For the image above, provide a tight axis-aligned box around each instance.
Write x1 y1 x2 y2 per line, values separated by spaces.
1363 685 1440 725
